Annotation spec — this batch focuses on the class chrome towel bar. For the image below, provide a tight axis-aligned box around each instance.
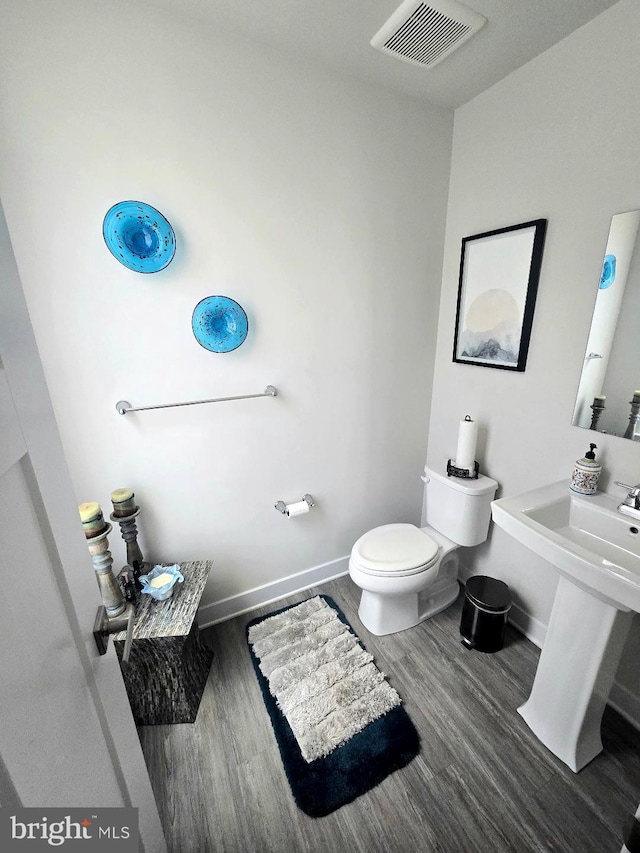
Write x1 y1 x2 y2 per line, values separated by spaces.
116 385 278 415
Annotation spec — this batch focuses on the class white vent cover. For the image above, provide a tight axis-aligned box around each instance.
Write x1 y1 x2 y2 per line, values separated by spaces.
371 0 486 69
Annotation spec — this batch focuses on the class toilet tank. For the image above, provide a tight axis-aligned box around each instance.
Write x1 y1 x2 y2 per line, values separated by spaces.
422 464 498 547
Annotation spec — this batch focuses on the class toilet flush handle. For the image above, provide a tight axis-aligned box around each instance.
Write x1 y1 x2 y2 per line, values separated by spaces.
421 474 430 484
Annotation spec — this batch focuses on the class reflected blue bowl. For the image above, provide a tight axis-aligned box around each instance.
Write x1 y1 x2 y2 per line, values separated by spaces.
103 200 176 273
599 254 616 289
192 296 249 353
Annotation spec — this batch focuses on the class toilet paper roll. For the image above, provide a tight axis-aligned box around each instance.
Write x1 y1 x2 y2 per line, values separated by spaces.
455 416 477 472
285 500 310 517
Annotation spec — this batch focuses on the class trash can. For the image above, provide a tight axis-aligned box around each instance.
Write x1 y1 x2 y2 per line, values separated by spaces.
460 575 512 653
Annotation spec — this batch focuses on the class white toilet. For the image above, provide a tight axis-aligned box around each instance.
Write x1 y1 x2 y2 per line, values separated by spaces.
349 464 498 636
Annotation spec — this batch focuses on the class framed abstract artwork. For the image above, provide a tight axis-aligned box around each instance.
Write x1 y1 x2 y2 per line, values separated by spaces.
452 219 547 371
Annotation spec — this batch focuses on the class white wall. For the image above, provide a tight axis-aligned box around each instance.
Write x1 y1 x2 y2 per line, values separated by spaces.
0 1 452 609
428 0 640 708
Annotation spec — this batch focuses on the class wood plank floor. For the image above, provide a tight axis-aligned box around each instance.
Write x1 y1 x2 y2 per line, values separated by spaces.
139 576 640 852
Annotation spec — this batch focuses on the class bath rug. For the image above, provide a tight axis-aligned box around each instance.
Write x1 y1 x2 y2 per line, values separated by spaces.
246 595 420 817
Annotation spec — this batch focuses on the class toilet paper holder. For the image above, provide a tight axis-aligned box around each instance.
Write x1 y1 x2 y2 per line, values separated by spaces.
275 494 315 515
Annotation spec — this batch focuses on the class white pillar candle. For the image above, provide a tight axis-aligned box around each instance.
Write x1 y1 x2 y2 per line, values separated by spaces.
79 501 102 523
455 416 477 472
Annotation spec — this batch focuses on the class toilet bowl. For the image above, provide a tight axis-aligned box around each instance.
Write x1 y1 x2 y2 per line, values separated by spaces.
349 523 460 636
348 465 498 636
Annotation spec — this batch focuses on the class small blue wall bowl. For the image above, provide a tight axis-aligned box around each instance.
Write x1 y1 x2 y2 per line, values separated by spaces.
103 200 176 273
192 295 249 353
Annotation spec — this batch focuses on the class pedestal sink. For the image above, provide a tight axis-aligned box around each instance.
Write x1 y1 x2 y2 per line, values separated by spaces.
491 481 640 771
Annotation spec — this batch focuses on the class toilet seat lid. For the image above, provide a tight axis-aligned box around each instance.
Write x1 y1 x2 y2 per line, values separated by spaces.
351 523 438 575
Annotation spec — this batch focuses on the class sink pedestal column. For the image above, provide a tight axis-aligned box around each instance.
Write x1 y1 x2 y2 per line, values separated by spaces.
518 576 633 772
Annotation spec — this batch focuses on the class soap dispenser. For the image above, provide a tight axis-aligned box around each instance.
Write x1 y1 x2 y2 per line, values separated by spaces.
570 443 602 495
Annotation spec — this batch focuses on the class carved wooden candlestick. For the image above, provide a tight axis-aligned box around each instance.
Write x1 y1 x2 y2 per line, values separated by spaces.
589 396 606 431
624 397 640 439
110 507 149 583
86 523 126 619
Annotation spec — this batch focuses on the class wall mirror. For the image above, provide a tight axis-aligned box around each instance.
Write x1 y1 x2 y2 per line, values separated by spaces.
572 210 640 439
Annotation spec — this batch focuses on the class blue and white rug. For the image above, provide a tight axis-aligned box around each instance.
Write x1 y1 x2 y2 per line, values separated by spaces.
246 595 420 816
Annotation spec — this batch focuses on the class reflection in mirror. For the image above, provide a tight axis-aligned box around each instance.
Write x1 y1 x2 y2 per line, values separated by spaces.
572 210 640 439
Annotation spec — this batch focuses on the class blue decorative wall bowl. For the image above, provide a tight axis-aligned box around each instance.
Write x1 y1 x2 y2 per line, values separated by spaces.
192 296 249 353
599 254 616 289
103 201 176 273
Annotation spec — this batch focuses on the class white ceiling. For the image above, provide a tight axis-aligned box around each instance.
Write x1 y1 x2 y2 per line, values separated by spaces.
152 0 621 108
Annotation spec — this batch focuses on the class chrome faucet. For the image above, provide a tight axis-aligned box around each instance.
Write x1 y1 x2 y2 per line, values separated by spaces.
614 481 640 518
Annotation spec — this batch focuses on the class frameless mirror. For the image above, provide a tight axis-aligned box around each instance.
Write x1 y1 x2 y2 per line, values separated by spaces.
572 210 640 439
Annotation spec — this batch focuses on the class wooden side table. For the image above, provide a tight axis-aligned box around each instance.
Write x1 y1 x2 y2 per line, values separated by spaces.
113 560 214 725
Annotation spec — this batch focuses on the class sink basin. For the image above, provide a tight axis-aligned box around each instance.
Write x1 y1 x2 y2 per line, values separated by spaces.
491 480 637 771
491 479 640 612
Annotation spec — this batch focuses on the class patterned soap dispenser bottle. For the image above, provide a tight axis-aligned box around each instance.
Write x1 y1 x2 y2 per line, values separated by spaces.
570 443 602 495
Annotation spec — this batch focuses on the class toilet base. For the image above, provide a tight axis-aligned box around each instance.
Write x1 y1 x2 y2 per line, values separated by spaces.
357 577 460 636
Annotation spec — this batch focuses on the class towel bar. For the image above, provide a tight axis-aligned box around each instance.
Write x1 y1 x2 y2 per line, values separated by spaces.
116 386 278 415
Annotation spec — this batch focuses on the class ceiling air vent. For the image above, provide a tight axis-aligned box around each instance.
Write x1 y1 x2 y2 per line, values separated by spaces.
371 0 486 69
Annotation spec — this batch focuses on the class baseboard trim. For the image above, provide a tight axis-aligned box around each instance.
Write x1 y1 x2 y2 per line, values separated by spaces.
608 680 640 731
506 602 546 650
198 556 350 628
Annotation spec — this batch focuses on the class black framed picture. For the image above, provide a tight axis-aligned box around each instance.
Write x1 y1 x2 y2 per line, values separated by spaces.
452 219 547 371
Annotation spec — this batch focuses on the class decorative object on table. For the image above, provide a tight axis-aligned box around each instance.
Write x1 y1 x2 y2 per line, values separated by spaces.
86 525 125 618
453 219 547 372
139 564 184 601
569 444 602 495
246 595 419 817
118 568 138 603
447 415 479 479
589 395 606 431
110 487 137 517
191 295 248 353
78 501 108 538
110 491 148 588
599 253 616 289
103 200 176 273
274 494 315 517
624 391 640 439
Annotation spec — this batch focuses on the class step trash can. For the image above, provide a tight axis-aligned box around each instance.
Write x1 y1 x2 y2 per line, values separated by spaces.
460 575 512 653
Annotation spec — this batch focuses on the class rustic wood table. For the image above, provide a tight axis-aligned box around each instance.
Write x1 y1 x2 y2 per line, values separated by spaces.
114 559 214 725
